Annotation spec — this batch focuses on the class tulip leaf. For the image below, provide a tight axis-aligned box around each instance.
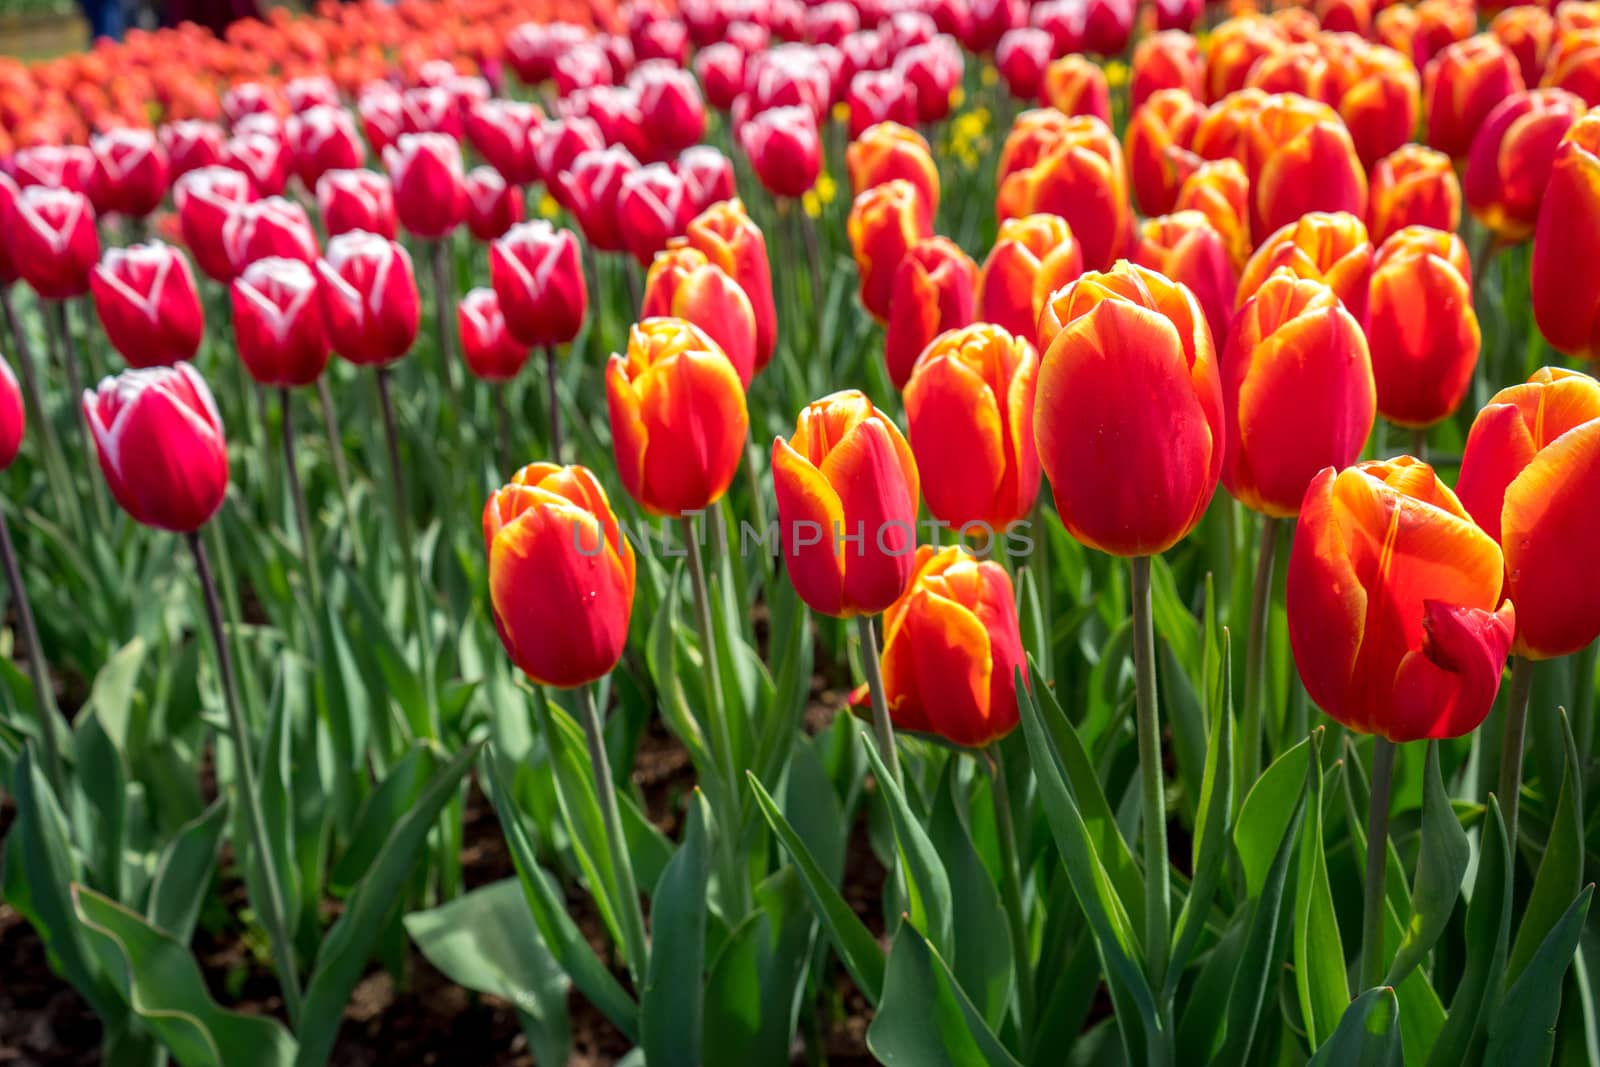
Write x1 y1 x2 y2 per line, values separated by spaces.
1016 564 1053 688
1307 986 1403 1067
328 742 437 895
1428 795 1513 1067
1507 710 1583 984
1234 732 1312 899
147 796 229 945
641 790 713 1067
645 576 718 796
72 884 298 1067
753 574 814 788
748 770 886 1004
1385 741 1470 988
1294 729 1348 1050
338 564 429 737
73 709 126 900
857 725 954 960
80 636 146 758
928 759 1014 1030
866 921 1026 1067
1484 885 1595 1067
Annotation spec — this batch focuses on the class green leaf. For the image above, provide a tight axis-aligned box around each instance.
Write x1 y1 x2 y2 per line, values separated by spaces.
295 739 483 1067
1294 730 1348 1050
1484 885 1594 1067
866 922 1025 1067
1428 795 1513 1067
1307 986 1403 1067
1507 710 1583 983
72 884 297 1067
535 694 627 949
404 879 571 1067
147 797 228 944
857 727 954 958
83 638 147 754
928 760 1014 1030
641 791 712 1067
74 709 126 899
1235 733 1312 899
748 771 886 1004
1386 742 1470 988
328 743 437 895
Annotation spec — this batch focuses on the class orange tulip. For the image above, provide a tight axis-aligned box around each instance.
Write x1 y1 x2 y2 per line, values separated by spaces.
1335 41 1422 171
996 115 1131 270
1174 156 1251 270
1531 112 1600 358
641 245 760 386
1377 4 1422 65
1456 367 1600 659
1464 88 1586 243
1316 0 1372 37
1244 41 1338 105
1124 88 1204 216
1491 5 1553 87
1222 273 1375 517
1131 30 1204 108
483 463 636 689
683 198 778 372
874 544 1026 748
1192 87 1268 171
848 179 933 323
846 121 941 221
1247 93 1369 243
606 317 748 517
1410 0 1477 69
885 237 978 389
1424 35 1526 159
772 390 921 618
1367 226 1479 429
1133 209 1237 347
976 213 1083 344
1368 144 1461 246
903 323 1040 529
1237 211 1374 321
1541 27 1600 108
1041 55 1111 122
1206 15 1286 102
1034 262 1223 556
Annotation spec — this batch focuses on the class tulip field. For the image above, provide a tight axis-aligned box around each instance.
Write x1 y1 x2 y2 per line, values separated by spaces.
4 0 1600 1063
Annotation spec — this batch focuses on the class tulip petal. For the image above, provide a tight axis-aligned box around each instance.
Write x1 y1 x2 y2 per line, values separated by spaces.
820 418 920 615
773 436 848 617
1388 599 1516 740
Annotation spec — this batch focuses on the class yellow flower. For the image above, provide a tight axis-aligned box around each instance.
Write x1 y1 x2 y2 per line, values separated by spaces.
803 190 822 218
538 194 561 220
1105 61 1129 89
832 101 850 126
981 64 1000 87
950 86 967 110
816 171 837 206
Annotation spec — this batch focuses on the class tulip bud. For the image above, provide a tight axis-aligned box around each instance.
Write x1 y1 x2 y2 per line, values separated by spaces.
82 363 229 533
222 82 283 125
883 238 978 389
1034 261 1223 556
505 21 591 85
1081 0 1135 54
684 198 777 368
222 196 319 278
848 179 934 322
976 213 1082 345
173 166 255 283
1241 93 1370 241
558 146 640 253
553 43 614 97
695 43 746 112
894 36 964 123
773 390 921 617
1205 16 1285 103
90 128 168 219
1424 35 1526 159
10 144 96 195
464 99 543 186
1237 211 1374 321
490 220 588 348
1366 225 1479 428
231 257 329 388
1124 88 1203 216
807 2 860 46
1132 30 1204 107
561 84 650 161
316 169 397 240
1041 56 1111 122
6 186 99 300
382 133 466 240
463 166 524 243
160 121 225 180
285 105 366 190
357 84 405 156
316 231 420 367
998 115 1131 271
457 287 531 383
1531 112 1600 358
739 105 822 200
1491 5 1553 87
285 76 340 114
904 323 1039 529
674 146 736 215
1540 27 1600 108
630 63 706 160
995 29 1052 102
607 317 749 517
90 242 204 369
484 463 636 688
617 162 694 265
997 108 1072 186
222 132 289 198
1174 157 1252 271
1456 367 1600 659
1287 458 1515 740
1368 145 1460 246
846 122 940 220
1464 88 1586 243
399 86 463 140
1132 211 1237 351
642 246 760 385
0 355 22 472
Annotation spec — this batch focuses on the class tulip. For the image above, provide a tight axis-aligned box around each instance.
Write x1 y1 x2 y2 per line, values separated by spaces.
884 237 978 389
0 354 21 471
744 45 833 119
1287 457 1515 741
173 166 255 283
400 86 463 139
617 163 694 266
315 231 420 367
81 362 229 532
464 99 543 186
870 544 1026 748
1411 0 1477 69
976 213 1082 345
1456 367 1600 659
807 2 860 46
1424 35 1526 159
964 0 1025 53
490 220 587 349
995 29 1052 103
222 132 289 198
1205 16 1285 103
695 43 746 111
1132 212 1237 351
285 105 366 190
382 133 466 240
903 323 1039 529
316 169 396 240
997 109 1072 187
996 115 1131 271
606 317 749 517
1531 112 1600 358
1492 5 1553 88
895 36 964 123
222 82 283 124
222 196 319 278
464 166 524 242
740 105 822 200
557 146 640 254
1464 88 1586 243
9 144 96 195
635 18 690 65
284 76 340 114
1174 156 1251 270
772 390 921 618
845 70 920 140
684 198 777 368
1237 211 1374 322
483 463 635 689
1131 30 1205 108
674 146 737 214
1242 93 1369 242
846 122 940 219
642 246 760 385
160 120 225 180
505 21 591 86
90 127 168 218
848 179 933 322
1335 42 1422 171
1034 261 1223 557
631 64 706 160
231 256 329 388
1124 89 1203 217
1041 56 1110 122
6 186 99 300
90 242 204 369
1366 226 1479 429
1368 145 1461 246
1541 28 1600 108
561 85 650 161
458 287 530 383
357 84 405 156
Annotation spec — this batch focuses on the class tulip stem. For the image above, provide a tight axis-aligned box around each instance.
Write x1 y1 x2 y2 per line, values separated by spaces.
316 376 363 567
279 388 321 607
1411 427 1426 463
1239 516 1280 802
428 240 462 426
50 299 109 530
798 207 824 340
186 531 304 1026
0 505 65 793
988 747 1034 1052
1498 656 1535 849
493 386 512 474
544 347 563 461
857 615 901 787
580 684 650 985
1130 556 1170 993
1360 736 1397 991
2 289 77 529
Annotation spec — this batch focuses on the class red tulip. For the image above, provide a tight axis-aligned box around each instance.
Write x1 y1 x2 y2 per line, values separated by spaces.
1541 27 1600 108
674 146 737 215
1237 211 1373 322
458 287 531 383
964 0 1025 53
1424 35 1526 159
0 355 22 472
885 237 978 389
231 257 329 388
399 86 462 140
630 63 706 161
1531 111 1600 358
1368 144 1461 246
464 166 524 242
1124 88 1204 216
159 120 225 180
464 99 543 187
382 133 466 240
221 132 289 198
616 162 694 266
634 18 690 65
82 363 229 533
490 220 588 348
1031 0 1088 55
554 43 616 97
1336 40 1422 171
558 146 640 253
1132 211 1237 351
9 144 96 195
357 84 404 156
315 231 420 367
1464 88 1586 243
1131 30 1205 108
222 82 283 124
173 166 255 284
642 246 760 385
994 29 1052 102
1081 0 1135 54
505 21 591 85
1042 56 1111 122
807 2 860 46
559 85 649 161
6 185 99 300
997 114 1131 271
684 198 777 369
90 128 168 218
284 76 340 114
315 169 397 240
894 36 964 123
222 196 318 278
1491 5 1553 87
1366 225 1479 428
744 45 834 119
848 179 933 322
90 242 204 369
533 116 606 195
740 105 822 200
976 213 1083 346
695 43 747 112
846 122 939 218
1205 16 1285 102
285 105 365 190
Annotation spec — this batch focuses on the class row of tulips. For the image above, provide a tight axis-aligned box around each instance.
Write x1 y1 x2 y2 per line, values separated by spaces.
2 0 1599 1064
